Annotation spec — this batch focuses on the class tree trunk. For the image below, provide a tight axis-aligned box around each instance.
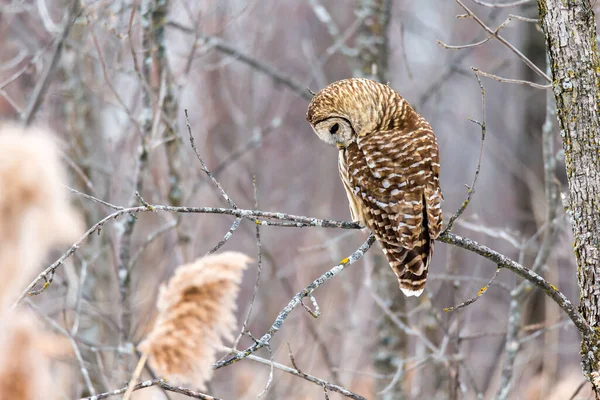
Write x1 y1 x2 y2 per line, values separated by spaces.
355 0 392 83
537 0 600 395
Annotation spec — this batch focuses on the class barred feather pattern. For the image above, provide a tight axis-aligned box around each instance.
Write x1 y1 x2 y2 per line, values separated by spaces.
308 78 443 296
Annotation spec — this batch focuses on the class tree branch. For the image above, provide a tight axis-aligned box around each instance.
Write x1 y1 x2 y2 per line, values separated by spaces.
214 235 377 369
437 231 590 337
21 0 79 125
166 21 312 101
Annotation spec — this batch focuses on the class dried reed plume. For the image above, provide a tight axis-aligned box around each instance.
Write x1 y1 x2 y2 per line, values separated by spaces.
0 311 70 400
0 124 82 310
138 251 251 391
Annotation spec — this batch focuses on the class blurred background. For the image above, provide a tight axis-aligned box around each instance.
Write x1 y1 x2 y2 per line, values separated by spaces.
0 0 591 398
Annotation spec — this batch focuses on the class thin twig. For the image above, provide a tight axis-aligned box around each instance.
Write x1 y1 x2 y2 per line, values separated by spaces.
266 344 366 400
134 190 153 210
471 0 532 7
430 273 512 292
496 298 520 400
87 13 141 132
368 289 439 352
473 67 551 89
79 379 221 400
70 258 89 336
26 300 96 396
12 205 362 307
443 268 502 312
214 235 376 369
308 0 357 57
437 37 491 50
211 118 282 177
437 231 591 337
421 8 503 107
455 0 551 82
66 186 124 210
0 45 50 91
167 22 312 101
568 380 588 400
234 177 264 348
444 69 487 233
127 4 155 115
257 343 274 398
129 219 179 271
206 217 242 254
301 295 321 318
507 14 538 23
21 0 79 125
185 109 237 208
190 118 282 198
378 359 405 396
519 319 571 344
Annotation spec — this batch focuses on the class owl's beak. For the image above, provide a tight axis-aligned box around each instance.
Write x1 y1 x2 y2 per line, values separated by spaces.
336 143 344 149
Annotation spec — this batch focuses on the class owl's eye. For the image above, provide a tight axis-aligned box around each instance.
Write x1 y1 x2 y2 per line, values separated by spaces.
329 123 340 134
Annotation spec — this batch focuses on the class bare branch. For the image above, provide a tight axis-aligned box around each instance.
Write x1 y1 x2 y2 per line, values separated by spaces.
443 268 501 312
471 0 533 7
474 67 551 89
26 300 96 396
185 109 238 208
444 69 486 233
167 21 312 101
437 37 491 50
12 204 362 307
496 298 520 400
214 235 376 369
437 231 591 337
222 344 367 400
79 379 221 400
21 0 79 125
455 0 551 82
66 186 124 211
206 217 242 254
129 219 179 270
234 177 264 348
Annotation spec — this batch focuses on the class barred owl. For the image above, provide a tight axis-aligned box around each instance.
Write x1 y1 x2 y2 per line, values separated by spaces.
306 78 443 297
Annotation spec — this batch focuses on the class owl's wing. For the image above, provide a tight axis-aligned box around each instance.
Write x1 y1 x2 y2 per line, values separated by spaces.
351 127 442 245
347 128 442 296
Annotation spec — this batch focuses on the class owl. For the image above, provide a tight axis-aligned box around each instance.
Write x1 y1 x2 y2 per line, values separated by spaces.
306 78 443 297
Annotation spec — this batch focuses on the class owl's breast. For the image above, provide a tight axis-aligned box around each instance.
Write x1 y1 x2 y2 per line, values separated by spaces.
338 147 369 227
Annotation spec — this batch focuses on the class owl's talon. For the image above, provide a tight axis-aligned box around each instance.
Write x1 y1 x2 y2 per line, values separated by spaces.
353 220 366 229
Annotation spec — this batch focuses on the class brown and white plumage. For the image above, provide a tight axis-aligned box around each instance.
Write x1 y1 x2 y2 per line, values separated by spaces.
306 78 443 296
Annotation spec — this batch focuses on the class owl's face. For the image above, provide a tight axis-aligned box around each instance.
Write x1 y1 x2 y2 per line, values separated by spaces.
311 117 355 149
307 78 388 149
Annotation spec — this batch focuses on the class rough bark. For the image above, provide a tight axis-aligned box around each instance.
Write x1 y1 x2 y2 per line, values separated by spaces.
537 0 600 394
355 0 392 83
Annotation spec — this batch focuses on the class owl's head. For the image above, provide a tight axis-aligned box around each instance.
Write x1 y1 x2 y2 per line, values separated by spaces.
306 78 392 149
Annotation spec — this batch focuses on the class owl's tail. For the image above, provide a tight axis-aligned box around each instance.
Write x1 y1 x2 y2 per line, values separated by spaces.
380 212 434 297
